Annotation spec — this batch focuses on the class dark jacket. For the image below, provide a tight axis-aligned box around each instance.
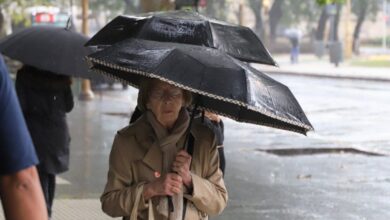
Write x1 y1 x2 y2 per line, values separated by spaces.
200 117 224 146
15 66 74 174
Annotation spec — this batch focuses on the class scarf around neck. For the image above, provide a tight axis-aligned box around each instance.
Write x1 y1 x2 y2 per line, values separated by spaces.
145 108 190 220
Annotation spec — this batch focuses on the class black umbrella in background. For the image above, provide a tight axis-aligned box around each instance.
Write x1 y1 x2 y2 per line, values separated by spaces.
0 25 99 79
85 10 277 66
86 38 313 134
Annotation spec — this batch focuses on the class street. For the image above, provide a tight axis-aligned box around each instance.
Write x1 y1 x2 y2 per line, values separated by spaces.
215 74 390 220
7 74 388 220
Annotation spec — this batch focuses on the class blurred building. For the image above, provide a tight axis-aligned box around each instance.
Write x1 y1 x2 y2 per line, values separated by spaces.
26 6 69 27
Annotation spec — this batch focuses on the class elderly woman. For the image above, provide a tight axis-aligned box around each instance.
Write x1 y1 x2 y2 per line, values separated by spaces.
101 78 227 220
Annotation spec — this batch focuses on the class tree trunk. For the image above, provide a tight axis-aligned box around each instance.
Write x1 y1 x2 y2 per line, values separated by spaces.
352 1 368 54
269 0 283 42
331 3 342 41
0 6 4 36
248 0 264 39
316 7 328 41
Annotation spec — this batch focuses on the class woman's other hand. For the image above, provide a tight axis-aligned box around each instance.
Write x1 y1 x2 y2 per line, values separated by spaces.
204 111 220 123
172 150 192 189
143 173 182 200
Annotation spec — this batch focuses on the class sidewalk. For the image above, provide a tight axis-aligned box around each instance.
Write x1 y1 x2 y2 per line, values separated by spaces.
253 54 390 82
0 199 119 220
1 54 389 220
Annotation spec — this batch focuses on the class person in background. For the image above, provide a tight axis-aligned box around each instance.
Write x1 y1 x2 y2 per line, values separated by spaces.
285 28 302 64
15 65 74 218
0 54 48 220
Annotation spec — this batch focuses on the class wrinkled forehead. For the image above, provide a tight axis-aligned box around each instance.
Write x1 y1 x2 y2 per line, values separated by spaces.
150 79 181 92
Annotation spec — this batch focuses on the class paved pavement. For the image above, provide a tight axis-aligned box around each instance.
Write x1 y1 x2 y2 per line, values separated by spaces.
1 53 389 220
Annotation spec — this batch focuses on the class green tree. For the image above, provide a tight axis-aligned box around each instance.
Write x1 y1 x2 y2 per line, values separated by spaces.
316 0 345 5
315 0 346 42
351 0 379 54
0 0 52 34
89 0 125 13
204 0 228 21
315 6 328 40
281 0 320 30
259 0 320 42
247 0 264 39
87 0 126 28
269 0 283 42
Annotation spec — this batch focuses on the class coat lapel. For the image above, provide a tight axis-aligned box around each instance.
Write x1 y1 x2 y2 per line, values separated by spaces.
133 113 191 175
134 118 163 174
142 143 162 174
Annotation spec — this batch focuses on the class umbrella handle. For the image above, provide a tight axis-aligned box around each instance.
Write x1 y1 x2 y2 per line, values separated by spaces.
169 96 200 214
168 196 174 212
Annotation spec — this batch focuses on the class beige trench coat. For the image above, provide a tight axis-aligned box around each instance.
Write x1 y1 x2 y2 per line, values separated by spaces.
100 115 228 220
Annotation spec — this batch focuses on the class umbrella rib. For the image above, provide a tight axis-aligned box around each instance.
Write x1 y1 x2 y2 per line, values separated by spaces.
196 105 308 135
86 57 313 132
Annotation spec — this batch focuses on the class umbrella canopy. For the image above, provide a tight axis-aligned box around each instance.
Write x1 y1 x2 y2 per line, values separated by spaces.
284 28 303 40
0 25 97 79
86 39 313 134
85 10 277 66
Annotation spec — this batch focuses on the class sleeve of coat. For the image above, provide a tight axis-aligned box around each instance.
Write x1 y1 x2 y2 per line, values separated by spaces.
185 135 228 216
100 134 148 217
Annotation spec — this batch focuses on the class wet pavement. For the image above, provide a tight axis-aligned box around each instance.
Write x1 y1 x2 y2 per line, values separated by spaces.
65 75 390 219
214 75 390 220
2 74 390 220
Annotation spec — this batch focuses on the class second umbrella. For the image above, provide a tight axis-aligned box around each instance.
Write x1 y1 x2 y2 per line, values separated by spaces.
86 38 312 134
85 10 276 66
0 25 98 79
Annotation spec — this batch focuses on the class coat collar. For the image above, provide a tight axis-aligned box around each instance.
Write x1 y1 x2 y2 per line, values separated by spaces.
131 113 200 174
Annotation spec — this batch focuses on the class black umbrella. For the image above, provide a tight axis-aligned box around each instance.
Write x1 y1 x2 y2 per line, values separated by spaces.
0 25 97 79
86 38 313 134
85 10 277 66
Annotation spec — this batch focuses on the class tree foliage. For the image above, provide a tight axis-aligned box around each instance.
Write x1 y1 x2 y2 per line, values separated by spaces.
246 0 264 38
0 0 52 27
88 0 125 12
203 0 228 21
316 0 346 5
351 0 380 54
351 0 379 21
280 0 320 27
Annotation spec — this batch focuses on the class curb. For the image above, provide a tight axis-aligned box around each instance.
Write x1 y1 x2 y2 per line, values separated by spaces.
264 69 390 82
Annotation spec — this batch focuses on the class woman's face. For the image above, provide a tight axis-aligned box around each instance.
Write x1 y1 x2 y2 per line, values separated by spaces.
146 80 184 129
